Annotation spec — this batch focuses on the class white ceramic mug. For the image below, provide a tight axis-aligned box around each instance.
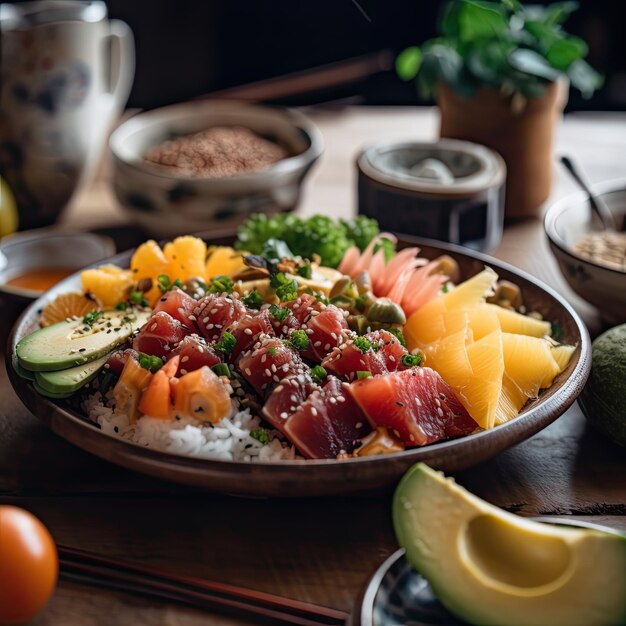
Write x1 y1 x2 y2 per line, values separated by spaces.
0 1 134 229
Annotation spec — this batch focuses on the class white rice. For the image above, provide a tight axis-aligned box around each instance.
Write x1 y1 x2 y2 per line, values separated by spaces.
83 392 297 462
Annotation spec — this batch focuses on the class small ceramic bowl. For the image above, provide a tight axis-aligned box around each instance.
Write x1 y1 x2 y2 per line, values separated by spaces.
545 179 626 324
0 229 115 323
356 139 506 253
109 101 324 237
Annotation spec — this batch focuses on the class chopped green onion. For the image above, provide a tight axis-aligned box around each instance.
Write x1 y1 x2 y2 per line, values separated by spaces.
129 290 148 306
387 327 407 347
208 275 234 294
284 330 309 351
297 263 312 279
250 427 270 445
215 331 236 355
211 363 231 378
353 336 379 353
356 370 372 379
138 353 164 373
115 301 128 311
267 346 279 356
401 353 422 368
242 290 264 309
82 310 103 326
311 365 327 384
269 304 290 321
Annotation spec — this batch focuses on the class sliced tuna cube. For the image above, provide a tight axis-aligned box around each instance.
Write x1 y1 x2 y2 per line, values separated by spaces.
284 376 370 459
153 287 198 327
104 348 138 376
238 335 309 396
286 294 325 324
322 329 407 380
133 311 190 359
169 334 221 375
229 310 275 363
194 294 247 342
302 304 348 361
262 375 319 434
348 367 478 447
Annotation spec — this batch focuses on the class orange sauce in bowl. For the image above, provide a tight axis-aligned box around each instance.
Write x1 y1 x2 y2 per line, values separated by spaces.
5 268 77 292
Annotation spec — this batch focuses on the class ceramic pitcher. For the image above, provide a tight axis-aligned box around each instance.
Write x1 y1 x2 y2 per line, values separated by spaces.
0 1 134 229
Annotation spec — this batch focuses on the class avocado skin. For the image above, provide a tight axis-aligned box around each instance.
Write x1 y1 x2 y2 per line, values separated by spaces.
579 324 626 447
393 463 626 626
32 381 72 399
35 355 110 395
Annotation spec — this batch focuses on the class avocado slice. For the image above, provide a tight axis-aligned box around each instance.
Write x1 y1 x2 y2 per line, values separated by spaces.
32 381 72 399
16 309 150 372
35 354 110 395
11 355 36 382
393 464 626 626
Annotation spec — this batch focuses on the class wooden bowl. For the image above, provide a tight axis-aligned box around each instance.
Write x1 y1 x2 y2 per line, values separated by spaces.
6 234 591 497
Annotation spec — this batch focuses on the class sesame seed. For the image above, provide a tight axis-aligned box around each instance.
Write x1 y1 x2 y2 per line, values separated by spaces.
244 328 253 335
337 396 346 403
275 385 284 393
282 363 290 372
311 407 318 416
324 343 331 351
261 354 267 363
273 374 280 382
437 407 444 417
202 317 210 324
409 434 415 442
210 308 218 314
329 397 337 404
389 355 396 362
280 412 288 419
245 368 252 376
264 368 271 377
181 356 190 363
180 369 187 375
271 363 277 373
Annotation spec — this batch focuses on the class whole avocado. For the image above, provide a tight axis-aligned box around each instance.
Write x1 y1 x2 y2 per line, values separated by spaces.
579 324 626 447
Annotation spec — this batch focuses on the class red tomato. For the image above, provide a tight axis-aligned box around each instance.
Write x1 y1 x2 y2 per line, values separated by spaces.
0 506 58 624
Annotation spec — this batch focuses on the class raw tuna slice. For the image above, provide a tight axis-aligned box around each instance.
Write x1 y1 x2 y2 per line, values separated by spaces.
286 294 324 324
153 287 197 327
229 310 275 363
194 294 247 342
104 348 138 376
302 304 348 361
168 335 220 375
133 311 189 358
322 330 407 380
284 376 370 459
262 375 318 434
348 367 478 447
238 335 309 396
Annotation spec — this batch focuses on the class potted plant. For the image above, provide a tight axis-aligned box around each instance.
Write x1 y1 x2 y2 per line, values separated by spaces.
397 0 602 219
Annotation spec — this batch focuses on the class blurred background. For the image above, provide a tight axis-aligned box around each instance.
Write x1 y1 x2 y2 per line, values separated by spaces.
101 0 626 111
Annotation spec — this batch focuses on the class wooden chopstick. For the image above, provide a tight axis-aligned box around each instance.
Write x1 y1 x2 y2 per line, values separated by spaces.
58 546 349 626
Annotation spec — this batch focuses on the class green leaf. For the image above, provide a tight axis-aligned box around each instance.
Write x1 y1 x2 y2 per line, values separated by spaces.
508 48 561 81
523 20 560 51
567 58 603 98
547 36 587 70
420 43 464 96
545 1 578 26
458 0 508 42
396 46 422 81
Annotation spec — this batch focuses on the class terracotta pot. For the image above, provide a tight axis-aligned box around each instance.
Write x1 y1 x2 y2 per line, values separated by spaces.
437 81 568 219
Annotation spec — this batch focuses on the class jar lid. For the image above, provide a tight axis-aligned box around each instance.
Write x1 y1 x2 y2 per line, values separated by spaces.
357 139 506 198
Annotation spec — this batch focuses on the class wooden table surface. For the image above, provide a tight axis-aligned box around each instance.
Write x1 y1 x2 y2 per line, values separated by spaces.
2 107 626 625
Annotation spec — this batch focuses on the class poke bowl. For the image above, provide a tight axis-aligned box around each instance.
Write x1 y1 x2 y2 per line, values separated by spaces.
7 215 591 496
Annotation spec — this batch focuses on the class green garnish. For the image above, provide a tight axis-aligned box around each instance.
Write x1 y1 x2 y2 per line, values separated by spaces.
208 275 234 294
271 272 298 302
269 304 290 321
215 331 236 355
115 301 128 311
250 427 270 445
311 365 327 384
129 291 149 307
156 274 182 293
99 371 118 395
138 353 164 373
356 370 372 379
401 353 422 368
387 327 407 347
267 346 279 356
211 363 231 378
297 263 312 279
235 214 396 268
353 336 379 353
82 310 103 326
243 290 263 310
304 288 329 305
262 238 294 261
284 330 310 351
551 321 564 343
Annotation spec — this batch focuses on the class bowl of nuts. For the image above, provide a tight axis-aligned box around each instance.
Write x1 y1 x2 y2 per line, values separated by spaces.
109 100 324 237
545 178 626 324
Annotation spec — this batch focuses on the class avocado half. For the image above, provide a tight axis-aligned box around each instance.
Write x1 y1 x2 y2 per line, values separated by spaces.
393 464 626 626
